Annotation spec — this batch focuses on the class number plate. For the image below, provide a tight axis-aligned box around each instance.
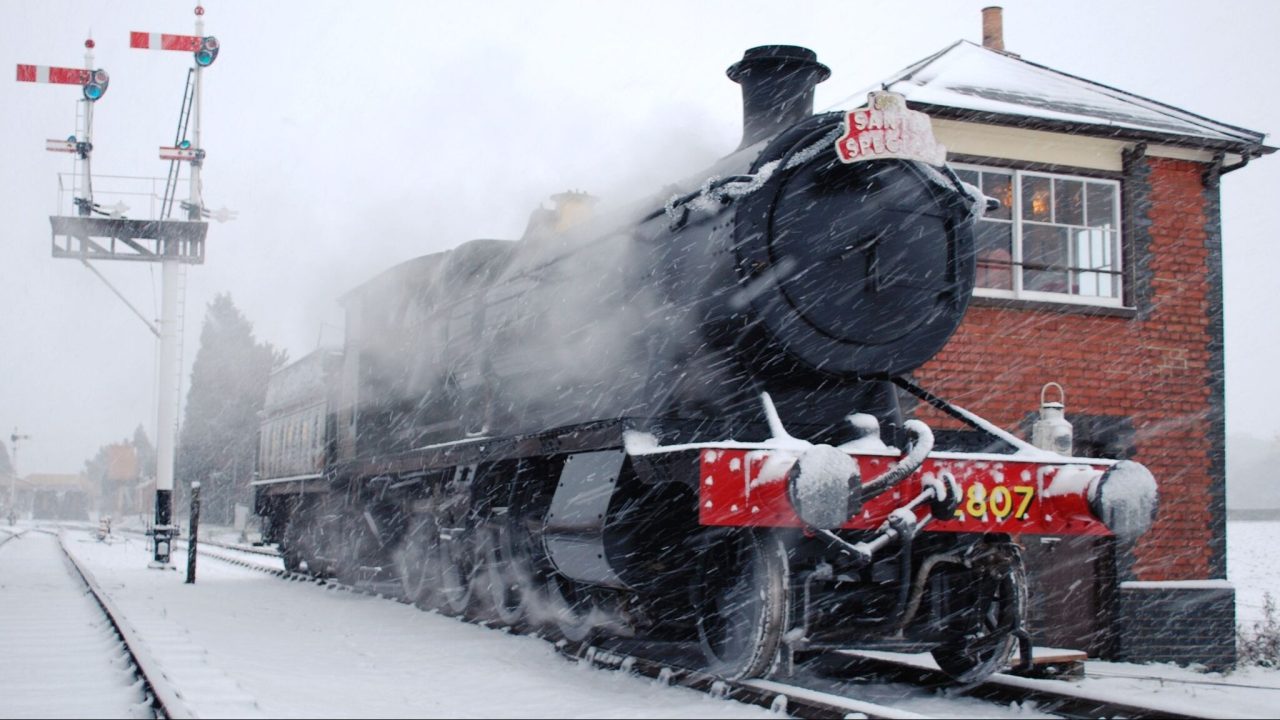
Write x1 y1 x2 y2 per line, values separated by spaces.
955 482 1036 522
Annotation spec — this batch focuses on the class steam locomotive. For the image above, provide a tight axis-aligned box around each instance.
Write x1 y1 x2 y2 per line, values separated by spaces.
253 46 1158 684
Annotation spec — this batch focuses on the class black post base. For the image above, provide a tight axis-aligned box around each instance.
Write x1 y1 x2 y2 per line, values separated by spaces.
150 488 174 568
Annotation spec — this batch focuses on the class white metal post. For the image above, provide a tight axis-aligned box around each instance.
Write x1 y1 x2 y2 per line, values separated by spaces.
7 435 15 523
152 258 180 566
191 12 203 219
151 10 205 567
78 40 93 214
8 430 28 524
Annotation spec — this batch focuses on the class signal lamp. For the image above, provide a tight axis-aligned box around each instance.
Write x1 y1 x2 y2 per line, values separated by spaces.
179 139 192 150
82 68 109 101
194 36 219 67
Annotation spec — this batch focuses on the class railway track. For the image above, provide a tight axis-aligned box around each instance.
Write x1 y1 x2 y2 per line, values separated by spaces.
0 527 28 549
0 528 174 718
170 539 934 718
171 533 1240 719
51 529 193 719
15 526 274 718
812 650 1238 720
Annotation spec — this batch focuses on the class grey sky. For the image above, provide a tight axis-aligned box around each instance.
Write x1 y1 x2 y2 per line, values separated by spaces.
2 0 1277 475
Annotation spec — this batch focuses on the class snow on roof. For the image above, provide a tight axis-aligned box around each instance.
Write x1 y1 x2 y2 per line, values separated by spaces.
837 40 1270 153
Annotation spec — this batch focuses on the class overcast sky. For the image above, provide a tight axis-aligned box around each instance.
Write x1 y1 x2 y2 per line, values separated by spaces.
2 0 1277 475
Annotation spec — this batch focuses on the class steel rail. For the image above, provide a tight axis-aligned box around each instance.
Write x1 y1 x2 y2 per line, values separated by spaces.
52 530 194 719
185 534 281 558
567 643 932 720
0 528 28 549
829 650 1236 720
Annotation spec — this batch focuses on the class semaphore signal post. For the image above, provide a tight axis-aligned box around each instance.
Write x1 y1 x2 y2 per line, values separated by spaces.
17 5 222 569
127 5 221 569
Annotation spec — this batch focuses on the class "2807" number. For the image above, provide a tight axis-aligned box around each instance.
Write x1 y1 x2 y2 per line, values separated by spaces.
953 483 1035 521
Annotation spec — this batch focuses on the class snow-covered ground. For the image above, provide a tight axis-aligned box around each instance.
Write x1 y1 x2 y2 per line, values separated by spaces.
1229 520 1280 628
1 520 1278 718
54 529 774 719
0 531 149 719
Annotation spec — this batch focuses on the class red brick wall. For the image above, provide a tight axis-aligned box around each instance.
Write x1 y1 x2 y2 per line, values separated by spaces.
916 157 1219 581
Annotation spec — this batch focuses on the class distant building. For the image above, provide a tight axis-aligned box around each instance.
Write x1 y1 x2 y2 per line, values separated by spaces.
894 8 1272 668
95 442 153 519
23 473 95 521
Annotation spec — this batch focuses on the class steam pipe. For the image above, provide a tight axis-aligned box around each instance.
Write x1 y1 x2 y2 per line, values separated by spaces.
859 420 934 500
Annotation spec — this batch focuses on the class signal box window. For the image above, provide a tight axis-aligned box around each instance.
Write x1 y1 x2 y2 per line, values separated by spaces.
954 165 1123 307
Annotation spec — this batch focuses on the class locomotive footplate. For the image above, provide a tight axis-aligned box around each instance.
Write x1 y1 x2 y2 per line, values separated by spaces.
338 418 644 483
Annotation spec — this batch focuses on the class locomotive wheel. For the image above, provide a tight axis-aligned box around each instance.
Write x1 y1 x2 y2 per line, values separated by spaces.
437 532 477 617
395 514 441 608
544 574 595 643
280 517 305 574
336 514 381 586
930 543 1027 686
282 501 320 576
691 529 787 680
486 523 534 628
282 546 304 574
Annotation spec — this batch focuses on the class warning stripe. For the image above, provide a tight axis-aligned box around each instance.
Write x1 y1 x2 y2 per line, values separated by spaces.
15 64 89 85
130 31 201 52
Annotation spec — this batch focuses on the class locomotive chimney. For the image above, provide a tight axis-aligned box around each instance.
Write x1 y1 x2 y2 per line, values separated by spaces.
982 6 1005 52
728 45 830 149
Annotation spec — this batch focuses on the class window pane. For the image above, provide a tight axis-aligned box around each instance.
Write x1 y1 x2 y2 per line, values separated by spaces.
1087 182 1116 228
1074 228 1118 298
982 171 1013 221
975 220 1013 290
1054 179 1084 225
963 167 1122 304
1021 175 1051 222
1076 269 1120 298
1076 271 1120 298
1074 228 1114 271
1022 224 1070 293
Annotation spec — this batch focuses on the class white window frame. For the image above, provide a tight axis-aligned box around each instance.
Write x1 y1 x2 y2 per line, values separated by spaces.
954 163 1126 308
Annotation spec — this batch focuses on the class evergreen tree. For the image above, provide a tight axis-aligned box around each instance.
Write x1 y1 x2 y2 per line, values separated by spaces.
177 294 285 524
0 441 12 479
1 441 13 517
132 425 156 482
83 444 110 509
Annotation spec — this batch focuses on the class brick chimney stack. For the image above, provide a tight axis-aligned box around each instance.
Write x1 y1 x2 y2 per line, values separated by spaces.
982 6 1005 52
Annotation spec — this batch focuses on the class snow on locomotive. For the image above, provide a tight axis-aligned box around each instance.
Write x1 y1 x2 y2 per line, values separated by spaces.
253 46 1158 684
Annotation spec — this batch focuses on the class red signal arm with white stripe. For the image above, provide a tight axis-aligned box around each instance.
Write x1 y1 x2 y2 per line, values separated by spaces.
16 65 89 85
129 31 202 52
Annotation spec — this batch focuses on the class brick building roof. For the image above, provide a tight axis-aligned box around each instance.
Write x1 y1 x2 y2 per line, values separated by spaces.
837 40 1273 157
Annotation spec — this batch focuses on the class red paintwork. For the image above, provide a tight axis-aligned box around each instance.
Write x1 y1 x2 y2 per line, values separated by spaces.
696 447 1110 536
129 32 202 52
15 64 89 85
